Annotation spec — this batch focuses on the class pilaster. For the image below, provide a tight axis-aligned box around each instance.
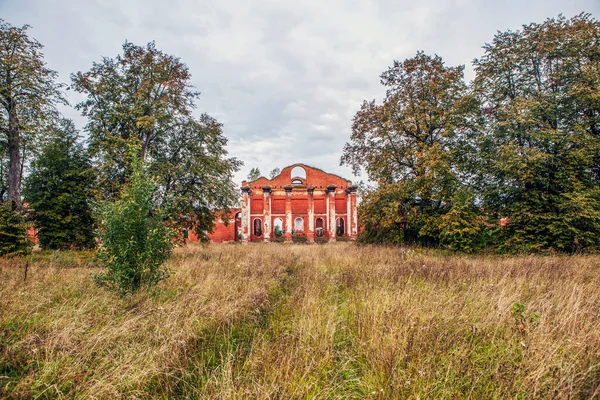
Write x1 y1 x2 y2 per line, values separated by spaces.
326 185 337 242
307 187 315 243
262 186 271 242
284 185 293 243
241 187 251 244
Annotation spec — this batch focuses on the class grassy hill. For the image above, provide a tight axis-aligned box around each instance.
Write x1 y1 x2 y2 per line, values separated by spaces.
1 244 599 399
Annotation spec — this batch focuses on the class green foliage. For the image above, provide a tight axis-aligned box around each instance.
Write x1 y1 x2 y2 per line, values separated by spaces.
345 14 600 253
269 167 281 179
274 225 283 238
247 167 261 182
71 41 240 239
511 303 540 332
356 184 405 245
23 120 96 250
94 151 175 294
438 189 493 253
473 13 600 253
0 203 31 256
343 52 478 247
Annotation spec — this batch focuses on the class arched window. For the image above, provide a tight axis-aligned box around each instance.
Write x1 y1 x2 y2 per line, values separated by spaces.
294 217 304 232
273 217 284 237
253 218 262 237
315 217 324 237
291 166 306 180
292 179 303 185
336 217 345 237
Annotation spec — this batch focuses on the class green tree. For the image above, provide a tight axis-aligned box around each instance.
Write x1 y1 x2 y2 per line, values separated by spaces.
473 13 600 252
71 41 240 237
247 167 261 182
269 167 281 179
342 52 479 245
23 119 96 250
95 147 175 294
150 115 241 239
0 20 65 209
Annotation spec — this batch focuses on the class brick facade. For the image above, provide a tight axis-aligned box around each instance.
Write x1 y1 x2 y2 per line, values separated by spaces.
240 164 357 243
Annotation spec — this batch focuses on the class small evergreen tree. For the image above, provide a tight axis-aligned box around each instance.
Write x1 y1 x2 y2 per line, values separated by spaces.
94 149 175 294
23 120 96 250
0 203 31 256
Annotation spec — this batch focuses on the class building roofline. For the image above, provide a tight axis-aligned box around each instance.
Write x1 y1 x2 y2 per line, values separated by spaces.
246 163 352 185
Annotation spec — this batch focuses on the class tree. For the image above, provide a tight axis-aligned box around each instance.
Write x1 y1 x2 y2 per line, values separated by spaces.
342 52 479 245
473 13 600 252
269 167 281 179
0 20 65 209
71 41 240 237
150 114 241 239
23 119 96 250
247 167 261 182
95 147 175 294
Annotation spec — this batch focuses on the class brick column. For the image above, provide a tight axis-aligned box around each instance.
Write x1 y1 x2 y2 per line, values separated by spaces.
346 185 358 240
307 187 315 243
326 185 337 242
284 185 293 243
346 189 351 239
262 186 271 243
241 186 251 244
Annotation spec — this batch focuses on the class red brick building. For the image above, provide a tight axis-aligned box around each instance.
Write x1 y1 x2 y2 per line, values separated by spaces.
201 208 241 243
240 164 357 243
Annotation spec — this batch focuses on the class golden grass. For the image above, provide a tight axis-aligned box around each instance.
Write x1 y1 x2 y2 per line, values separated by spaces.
1 244 600 399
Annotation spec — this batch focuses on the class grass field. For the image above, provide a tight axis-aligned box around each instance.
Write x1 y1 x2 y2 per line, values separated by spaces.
1 243 600 399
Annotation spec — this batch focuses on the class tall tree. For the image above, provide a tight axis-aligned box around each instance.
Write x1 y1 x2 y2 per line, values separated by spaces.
71 41 240 237
23 119 96 250
342 52 479 245
473 13 600 252
0 20 65 209
150 114 241 237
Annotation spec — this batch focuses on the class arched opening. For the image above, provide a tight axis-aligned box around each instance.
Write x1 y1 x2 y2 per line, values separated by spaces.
294 217 304 232
253 218 262 237
291 166 306 180
336 217 345 237
273 217 284 238
315 217 324 237
292 179 303 185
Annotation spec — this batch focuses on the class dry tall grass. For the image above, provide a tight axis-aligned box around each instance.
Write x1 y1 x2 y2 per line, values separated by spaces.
1 244 599 399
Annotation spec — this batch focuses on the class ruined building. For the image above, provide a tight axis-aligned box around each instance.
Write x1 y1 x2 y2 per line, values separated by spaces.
204 164 358 243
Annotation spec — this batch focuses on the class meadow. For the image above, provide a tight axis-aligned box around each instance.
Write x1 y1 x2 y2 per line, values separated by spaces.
1 243 599 399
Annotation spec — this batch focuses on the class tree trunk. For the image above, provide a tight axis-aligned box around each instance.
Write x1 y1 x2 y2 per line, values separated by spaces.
7 97 21 210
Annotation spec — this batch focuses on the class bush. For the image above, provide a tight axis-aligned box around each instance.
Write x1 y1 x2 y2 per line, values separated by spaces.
0 203 32 256
94 155 175 294
439 189 494 253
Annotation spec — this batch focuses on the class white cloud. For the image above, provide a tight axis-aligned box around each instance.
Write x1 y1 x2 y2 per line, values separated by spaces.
2 0 599 185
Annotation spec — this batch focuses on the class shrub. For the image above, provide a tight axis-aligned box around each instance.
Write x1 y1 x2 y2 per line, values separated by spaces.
94 155 175 294
0 203 32 256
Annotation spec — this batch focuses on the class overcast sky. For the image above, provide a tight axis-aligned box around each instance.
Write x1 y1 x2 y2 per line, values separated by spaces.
2 0 599 185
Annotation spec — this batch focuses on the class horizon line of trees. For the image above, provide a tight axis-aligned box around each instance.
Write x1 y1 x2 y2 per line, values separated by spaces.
342 13 600 253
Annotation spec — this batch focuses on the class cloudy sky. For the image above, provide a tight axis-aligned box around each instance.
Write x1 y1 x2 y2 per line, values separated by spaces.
2 0 599 184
